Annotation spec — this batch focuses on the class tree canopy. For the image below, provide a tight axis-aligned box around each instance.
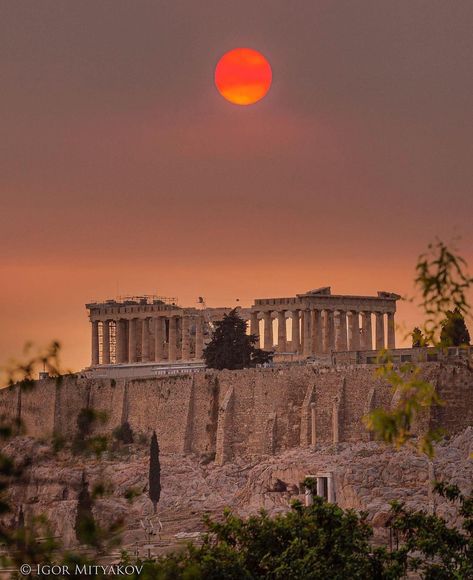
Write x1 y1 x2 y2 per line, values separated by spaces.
123 481 473 579
411 327 428 347
440 308 471 346
203 309 272 370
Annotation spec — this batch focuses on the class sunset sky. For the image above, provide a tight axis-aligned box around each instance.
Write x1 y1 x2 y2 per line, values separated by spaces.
1 2 473 372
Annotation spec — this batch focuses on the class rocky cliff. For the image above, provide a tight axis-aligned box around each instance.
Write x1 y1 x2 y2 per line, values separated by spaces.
3 427 473 556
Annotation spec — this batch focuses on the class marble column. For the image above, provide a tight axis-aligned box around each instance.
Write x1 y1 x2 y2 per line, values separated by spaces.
375 312 385 349
154 317 165 361
250 311 259 345
116 319 125 363
277 311 287 352
323 310 334 353
102 320 110 364
311 309 323 353
302 309 311 356
263 311 273 350
128 318 138 363
330 311 336 351
168 316 177 361
348 311 360 351
91 320 99 366
310 402 317 447
292 310 300 353
387 312 396 349
195 316 204 359
327 476 335 503
181 316 191 359
335 310 348 351
142 318 150 362
361 312 373 350
305 487 314 507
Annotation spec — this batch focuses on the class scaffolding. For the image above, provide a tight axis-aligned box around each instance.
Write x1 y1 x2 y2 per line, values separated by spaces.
109 321 117 364
115 295 178 306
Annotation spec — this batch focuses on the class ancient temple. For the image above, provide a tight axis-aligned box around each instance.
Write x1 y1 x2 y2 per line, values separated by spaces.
86 287 399 367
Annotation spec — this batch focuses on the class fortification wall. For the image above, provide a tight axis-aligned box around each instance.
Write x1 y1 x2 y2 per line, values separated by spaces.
1 362 471 461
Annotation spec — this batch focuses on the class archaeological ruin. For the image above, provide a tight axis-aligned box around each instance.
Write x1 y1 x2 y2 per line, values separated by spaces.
86 287 400 372
1 286 472 553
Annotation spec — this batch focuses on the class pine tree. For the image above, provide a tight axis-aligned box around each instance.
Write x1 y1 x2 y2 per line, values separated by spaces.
203 309 272 370
440 308 471 346
149 430 161 513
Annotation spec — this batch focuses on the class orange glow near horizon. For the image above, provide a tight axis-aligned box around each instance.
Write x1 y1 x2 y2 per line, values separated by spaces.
215 48 272 105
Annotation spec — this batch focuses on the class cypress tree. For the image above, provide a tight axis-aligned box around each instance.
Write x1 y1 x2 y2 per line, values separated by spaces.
149 430 161 513
75 471 98 546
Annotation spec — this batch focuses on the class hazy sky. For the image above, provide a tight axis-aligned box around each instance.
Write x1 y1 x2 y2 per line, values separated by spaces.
1 1 473 371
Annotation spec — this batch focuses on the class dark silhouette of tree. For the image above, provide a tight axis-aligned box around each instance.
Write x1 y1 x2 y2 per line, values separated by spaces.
75 472 98 547
203 309 272 370
113 421 134 444
15 506 25 551
440 308 471 346
149 431 161 513
411 327 427 347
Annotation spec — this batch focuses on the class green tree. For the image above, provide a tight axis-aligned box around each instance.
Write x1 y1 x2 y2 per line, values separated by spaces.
439 308 471 346
135 497 393 579
203 309 272 370
75 472 98 547
123 481 473 579
387 482 473 578
411 327 427 347
149 430 161 513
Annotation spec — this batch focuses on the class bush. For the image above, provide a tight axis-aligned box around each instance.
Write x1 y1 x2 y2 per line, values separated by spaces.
112 421 134 444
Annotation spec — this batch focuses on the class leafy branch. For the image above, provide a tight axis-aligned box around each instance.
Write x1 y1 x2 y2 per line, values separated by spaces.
366 239 472 456
415 238 473 345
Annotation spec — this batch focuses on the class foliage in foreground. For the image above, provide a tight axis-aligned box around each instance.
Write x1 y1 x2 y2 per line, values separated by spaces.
364 356 444 457
127 498 389 580
366 239 473 455
387 481 473 579
120 480 473 580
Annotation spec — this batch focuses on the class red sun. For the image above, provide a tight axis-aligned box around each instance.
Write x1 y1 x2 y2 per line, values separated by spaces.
215 48 272 106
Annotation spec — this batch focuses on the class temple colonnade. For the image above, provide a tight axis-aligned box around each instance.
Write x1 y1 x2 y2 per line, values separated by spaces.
250 309 395 354
91 314 204 366
87 289 399 367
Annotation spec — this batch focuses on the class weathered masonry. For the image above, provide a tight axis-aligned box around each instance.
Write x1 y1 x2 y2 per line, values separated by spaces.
250 287 400 355
86 287 400 368
2 362 472 465
86 295 232 367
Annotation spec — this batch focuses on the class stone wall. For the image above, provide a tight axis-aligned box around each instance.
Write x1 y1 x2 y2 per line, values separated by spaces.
1 362 472 461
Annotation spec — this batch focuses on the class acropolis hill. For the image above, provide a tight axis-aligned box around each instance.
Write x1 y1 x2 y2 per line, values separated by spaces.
1 287 472 553
1 287 472 462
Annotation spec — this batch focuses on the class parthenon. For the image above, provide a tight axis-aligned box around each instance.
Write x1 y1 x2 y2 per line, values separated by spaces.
86 287 400 367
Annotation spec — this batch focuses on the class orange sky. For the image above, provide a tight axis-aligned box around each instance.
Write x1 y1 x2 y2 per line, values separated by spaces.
1 2 473 373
